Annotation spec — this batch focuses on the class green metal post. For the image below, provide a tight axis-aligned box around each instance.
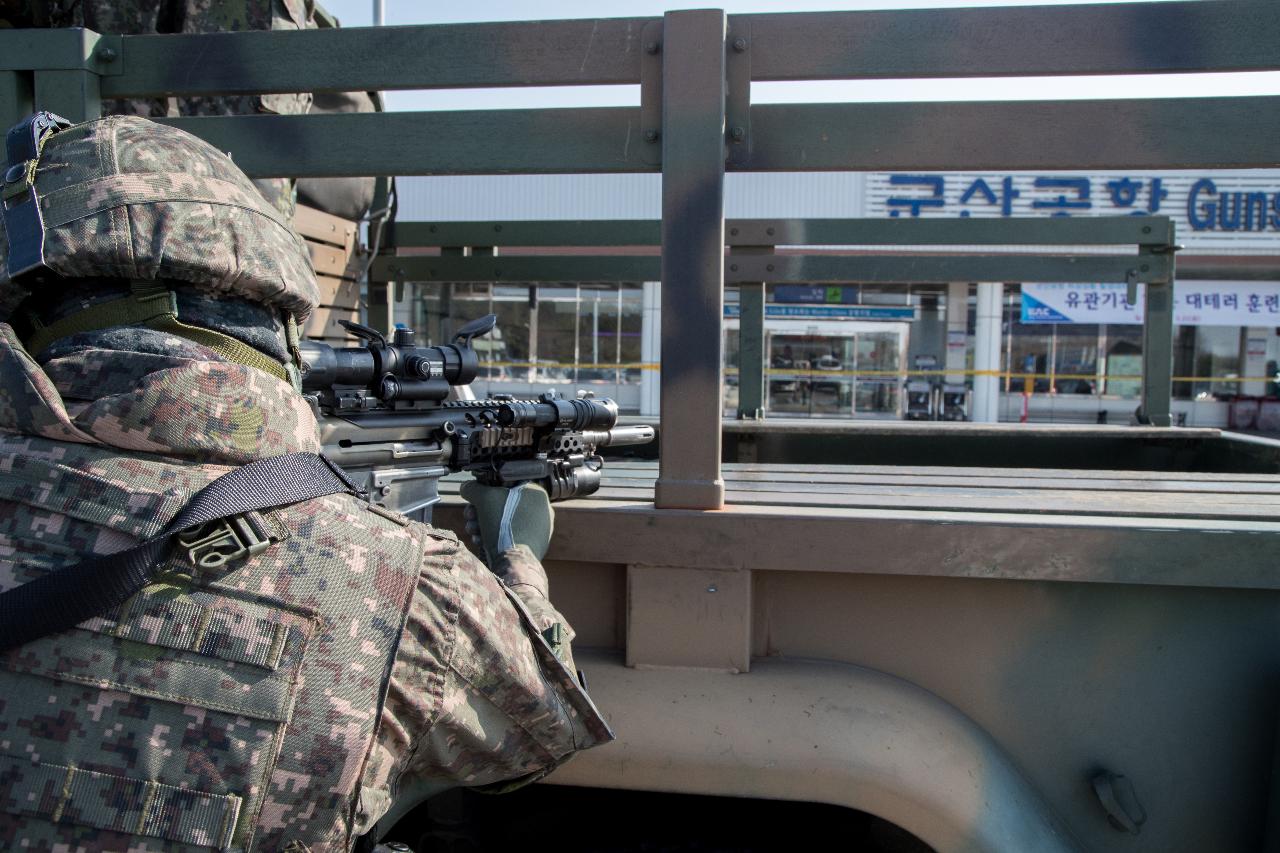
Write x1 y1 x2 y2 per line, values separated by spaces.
733 243 772 419
364 180 394 335
1140 274 1175 427
365 281 392 335
654 9 727 511
438 247 462 344
33 70 102 122
0 71 33 129
527 280 538 385
737 279 766 420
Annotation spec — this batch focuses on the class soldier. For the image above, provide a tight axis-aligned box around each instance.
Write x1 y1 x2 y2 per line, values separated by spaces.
0 113 611 851
2 0 321 219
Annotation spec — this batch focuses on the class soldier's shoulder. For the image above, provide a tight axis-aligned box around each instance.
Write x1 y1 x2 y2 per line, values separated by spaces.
306 492 463 553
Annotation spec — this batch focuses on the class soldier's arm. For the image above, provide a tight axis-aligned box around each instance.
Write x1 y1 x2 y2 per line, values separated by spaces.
353 536 607 836
489 543 581 674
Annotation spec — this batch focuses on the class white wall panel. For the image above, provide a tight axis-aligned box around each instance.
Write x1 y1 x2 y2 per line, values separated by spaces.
394 173 866 222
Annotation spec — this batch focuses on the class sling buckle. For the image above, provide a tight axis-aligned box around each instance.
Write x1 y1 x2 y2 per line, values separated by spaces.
178 513 272 569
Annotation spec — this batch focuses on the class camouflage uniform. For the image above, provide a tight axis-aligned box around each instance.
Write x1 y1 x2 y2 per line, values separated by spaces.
0 116 611 851
1 0 316 218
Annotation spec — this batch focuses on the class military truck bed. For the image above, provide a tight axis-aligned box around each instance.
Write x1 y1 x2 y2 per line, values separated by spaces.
433 447 1280 852
549 460 1280 520
436 441 1280 592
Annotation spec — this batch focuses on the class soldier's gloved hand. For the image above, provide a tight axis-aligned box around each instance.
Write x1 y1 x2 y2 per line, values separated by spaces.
460 481 554 566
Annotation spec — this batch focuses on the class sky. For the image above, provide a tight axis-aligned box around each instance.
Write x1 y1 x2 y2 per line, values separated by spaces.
317 0 1280 111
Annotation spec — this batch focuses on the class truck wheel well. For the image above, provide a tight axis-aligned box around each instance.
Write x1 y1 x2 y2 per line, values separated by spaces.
386 784 933 852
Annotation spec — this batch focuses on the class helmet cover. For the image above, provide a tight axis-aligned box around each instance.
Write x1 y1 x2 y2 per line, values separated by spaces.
0 115 319 323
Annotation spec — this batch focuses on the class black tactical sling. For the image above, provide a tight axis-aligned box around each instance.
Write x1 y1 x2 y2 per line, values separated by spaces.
0 452 360 651
2 110 71 278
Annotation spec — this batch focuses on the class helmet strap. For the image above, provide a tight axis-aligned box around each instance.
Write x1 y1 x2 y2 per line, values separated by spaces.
18 280 293 384
283 310 304 392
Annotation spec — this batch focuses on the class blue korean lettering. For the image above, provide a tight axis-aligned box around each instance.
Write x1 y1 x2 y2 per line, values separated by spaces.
1084 292 1100 310
959 179 995 208
1248 294 1262 313
1105 177 1169 214
1031 177 1092 216
1205 293 1221 309
1066 291 1080 308
1147 178 1168 213
1267 294 1280 313
1223 293 1238 310
1105 178 1141 208
1186 293 1202 309
887 175 945 217
958 177 1020 217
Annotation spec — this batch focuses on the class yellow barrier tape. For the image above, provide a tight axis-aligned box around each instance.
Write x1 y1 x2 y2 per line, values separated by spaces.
481 361 656 370
480 360 1277 385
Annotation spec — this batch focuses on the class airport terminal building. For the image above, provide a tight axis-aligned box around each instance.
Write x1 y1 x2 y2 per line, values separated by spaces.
391 169 1280 428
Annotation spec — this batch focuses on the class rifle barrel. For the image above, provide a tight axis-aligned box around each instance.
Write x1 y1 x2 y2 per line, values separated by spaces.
582 426 656 447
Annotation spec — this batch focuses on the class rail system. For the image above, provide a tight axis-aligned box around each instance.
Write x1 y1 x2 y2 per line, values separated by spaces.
4 1 1279 512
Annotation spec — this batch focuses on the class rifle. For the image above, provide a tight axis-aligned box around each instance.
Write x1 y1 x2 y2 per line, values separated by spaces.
298 313 655 522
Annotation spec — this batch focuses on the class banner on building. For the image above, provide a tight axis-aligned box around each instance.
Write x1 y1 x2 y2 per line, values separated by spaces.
725 304 916 321
1020 281 1280 326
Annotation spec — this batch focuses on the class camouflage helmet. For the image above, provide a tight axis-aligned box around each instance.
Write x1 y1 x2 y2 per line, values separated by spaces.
0 114 318 323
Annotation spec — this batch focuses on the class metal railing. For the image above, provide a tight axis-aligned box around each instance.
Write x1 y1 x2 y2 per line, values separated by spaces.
373 215 1176 424
2 1 1278 509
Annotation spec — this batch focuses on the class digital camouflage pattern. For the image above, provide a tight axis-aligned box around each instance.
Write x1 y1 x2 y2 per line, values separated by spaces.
0 116 320 326
0 327 612 850
0 324 424 851
0 0 316 218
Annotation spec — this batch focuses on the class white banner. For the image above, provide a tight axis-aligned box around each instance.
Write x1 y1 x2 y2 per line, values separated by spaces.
1021 281 1280 326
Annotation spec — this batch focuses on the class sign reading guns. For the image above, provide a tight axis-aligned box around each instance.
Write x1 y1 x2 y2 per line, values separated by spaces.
1021 282 1280 326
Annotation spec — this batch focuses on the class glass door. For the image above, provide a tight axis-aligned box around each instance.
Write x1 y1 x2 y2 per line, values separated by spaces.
758 321 909 419
766 332 854 416
807 336 856 416
853 329 906 418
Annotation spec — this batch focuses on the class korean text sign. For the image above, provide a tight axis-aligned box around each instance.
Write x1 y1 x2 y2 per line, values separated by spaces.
1021 282 1280 326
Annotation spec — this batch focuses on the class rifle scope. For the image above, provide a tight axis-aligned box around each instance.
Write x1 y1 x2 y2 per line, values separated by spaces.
298 315 497 404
